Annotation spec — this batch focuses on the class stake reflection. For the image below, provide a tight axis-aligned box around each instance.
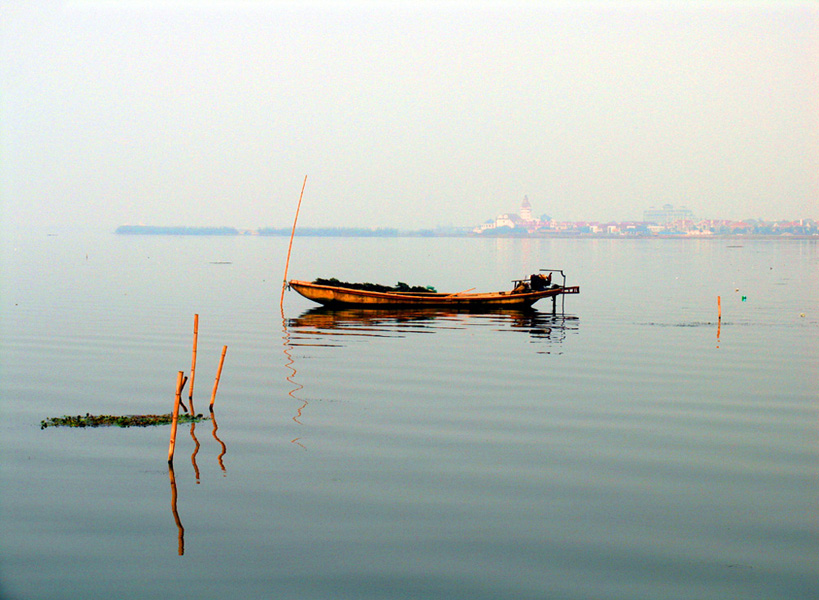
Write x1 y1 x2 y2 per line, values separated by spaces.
168 464 184 556
189 422 200 483
210 408 227 474
717 317 721 348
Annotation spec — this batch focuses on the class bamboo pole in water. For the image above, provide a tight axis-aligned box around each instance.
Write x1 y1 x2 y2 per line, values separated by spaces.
210 346 228 409
168 371 184 463
177 371 189 414
280 175 308 307
716 296 722 348
189 314 199 409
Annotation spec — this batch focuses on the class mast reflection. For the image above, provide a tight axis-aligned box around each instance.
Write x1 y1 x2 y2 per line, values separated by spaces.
281 306 308 448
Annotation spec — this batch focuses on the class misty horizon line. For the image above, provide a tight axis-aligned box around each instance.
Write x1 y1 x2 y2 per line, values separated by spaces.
114 220 819 238
115 214 819 232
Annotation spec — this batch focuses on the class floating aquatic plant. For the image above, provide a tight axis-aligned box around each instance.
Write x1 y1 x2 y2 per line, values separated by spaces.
40 413 209 429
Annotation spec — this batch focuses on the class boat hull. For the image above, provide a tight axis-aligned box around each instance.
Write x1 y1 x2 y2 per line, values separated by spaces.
288 280 577 308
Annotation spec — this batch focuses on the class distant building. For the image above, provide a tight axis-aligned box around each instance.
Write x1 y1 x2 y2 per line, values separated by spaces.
474 195 541 233
643 204 695 224
520 195 533 222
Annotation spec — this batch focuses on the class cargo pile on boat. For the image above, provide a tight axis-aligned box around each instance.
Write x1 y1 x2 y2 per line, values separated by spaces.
313 277 437 294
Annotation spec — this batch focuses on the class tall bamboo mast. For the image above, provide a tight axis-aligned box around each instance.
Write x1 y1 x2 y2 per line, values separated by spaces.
281 175 308 307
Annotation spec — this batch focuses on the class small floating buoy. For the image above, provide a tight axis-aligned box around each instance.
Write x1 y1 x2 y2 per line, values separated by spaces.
800 313 805 317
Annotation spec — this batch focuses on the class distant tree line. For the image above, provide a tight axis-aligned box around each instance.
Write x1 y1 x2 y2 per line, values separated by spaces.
115 225 239 236
257 227 400 237
115 225 406 237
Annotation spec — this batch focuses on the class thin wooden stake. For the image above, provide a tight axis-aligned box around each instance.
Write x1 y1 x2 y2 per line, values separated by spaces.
210 346 228 409
280 175 308 307
176 375 188 411
168 371 184 463
189 314 199 409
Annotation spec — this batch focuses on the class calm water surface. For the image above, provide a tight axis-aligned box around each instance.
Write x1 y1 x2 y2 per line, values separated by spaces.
1 233 817 599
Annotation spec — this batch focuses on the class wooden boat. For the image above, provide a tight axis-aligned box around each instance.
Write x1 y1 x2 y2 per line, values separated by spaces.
288 273 579 309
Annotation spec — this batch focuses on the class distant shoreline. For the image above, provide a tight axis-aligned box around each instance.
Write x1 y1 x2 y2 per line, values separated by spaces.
115 225 423 237
114 225 817 240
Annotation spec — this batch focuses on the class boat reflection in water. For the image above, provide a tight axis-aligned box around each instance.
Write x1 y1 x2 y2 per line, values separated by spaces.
280 306 580 447
286 306 579 349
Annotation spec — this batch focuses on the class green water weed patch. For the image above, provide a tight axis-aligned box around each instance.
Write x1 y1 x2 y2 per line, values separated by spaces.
41 413 208 429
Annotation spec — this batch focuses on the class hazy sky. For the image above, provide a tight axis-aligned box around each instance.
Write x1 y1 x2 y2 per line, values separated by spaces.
2 1 817 232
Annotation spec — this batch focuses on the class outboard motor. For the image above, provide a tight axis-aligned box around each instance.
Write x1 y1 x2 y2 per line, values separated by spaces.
530 273 551 291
